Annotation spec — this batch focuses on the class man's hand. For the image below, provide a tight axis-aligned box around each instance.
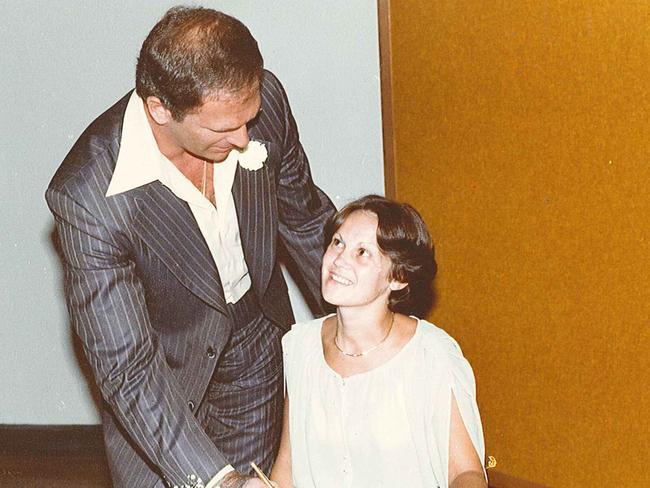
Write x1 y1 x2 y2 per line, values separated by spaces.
219 470 280 488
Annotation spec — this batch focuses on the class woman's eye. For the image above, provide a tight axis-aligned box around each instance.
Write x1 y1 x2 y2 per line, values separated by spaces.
357 248 369 257
331 237 343 248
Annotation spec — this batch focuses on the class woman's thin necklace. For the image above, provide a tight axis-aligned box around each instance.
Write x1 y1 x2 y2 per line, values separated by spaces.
334 312 395 358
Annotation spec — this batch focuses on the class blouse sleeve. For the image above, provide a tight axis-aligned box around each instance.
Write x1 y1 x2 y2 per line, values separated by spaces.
281 318 319 396
413 323 486 487
281 327 296 394
445 343 486 468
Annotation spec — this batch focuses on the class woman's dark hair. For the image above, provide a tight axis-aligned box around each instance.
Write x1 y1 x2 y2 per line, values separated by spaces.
325 195 437 316
135 6 263 120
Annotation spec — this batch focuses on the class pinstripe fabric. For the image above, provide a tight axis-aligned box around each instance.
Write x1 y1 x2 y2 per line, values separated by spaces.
46 71 335 488
201 291 284 475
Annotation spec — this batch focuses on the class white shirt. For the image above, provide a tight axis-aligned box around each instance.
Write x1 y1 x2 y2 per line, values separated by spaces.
106 91 250 304
283 316 486 488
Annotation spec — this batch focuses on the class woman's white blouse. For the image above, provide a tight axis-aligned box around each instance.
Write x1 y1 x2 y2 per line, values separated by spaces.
282 315 485 488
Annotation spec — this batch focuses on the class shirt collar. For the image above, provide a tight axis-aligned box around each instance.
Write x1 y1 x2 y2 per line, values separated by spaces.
106 91 242 204
105 91 164 197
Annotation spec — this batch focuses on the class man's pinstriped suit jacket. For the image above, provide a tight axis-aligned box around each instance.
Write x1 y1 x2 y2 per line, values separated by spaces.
46 71 335 488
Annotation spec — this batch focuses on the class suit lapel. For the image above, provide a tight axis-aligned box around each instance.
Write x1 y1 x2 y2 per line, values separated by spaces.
232 142 277 298
131 182 227 313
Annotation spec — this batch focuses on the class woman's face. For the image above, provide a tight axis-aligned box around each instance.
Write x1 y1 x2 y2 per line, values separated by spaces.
322 210 401 308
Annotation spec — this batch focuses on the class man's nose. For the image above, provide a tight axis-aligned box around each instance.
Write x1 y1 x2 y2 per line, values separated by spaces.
229 125 250 150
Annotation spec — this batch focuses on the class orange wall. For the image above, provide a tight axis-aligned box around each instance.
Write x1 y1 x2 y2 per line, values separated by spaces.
389 1 650 486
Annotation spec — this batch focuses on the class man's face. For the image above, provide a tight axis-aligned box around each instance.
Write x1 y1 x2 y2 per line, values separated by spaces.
166 87 262 163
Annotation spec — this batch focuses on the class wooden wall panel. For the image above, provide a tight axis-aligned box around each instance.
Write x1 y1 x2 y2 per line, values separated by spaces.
387 1 650 486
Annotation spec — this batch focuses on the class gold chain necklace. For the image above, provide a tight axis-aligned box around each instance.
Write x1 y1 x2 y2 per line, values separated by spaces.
200 160 208 197
334 312 395 358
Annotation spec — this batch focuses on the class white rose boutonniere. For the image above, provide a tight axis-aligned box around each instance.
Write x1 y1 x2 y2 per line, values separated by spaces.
238 140 267 171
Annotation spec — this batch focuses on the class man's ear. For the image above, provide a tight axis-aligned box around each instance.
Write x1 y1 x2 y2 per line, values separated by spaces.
145 96 172 125
389 280 408 291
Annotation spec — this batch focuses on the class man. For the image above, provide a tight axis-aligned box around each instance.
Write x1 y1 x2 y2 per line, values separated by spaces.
46 6 335 488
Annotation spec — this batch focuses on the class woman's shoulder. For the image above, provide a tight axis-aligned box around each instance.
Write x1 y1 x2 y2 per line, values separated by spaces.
282 315 330 376
415 318 466 360
287 314 331 333
415 318 478 387
283 314 330 347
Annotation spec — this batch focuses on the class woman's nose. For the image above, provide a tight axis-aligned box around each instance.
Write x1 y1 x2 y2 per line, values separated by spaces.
332 249 349 267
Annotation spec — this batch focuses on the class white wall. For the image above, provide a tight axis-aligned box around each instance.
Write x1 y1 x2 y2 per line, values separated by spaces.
0 1 384 424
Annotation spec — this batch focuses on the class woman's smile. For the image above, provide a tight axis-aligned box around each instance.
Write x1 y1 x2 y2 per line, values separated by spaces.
328 270 353 286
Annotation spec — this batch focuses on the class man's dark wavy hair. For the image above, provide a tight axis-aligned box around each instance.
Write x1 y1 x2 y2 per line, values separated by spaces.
325 195 437 316
135 6 263 120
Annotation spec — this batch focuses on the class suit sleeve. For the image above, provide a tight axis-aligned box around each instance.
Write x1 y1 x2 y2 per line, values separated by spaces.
263 74 337 314
46 187 228 488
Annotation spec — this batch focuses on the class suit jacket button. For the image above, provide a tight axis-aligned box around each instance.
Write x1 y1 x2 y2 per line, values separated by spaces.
207 347 216 358
188 401 195 411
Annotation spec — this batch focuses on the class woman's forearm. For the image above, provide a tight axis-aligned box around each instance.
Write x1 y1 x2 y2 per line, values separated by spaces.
269 459 293 488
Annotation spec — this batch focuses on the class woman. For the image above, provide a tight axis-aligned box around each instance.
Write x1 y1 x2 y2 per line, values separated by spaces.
271 195 486 488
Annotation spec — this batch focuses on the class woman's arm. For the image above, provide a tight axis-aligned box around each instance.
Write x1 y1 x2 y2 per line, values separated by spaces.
270 397 294 488
448 392 487 488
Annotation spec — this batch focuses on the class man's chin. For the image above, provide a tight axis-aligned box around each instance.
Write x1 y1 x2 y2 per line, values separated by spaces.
209 149 235 163
187 147 233 163
211 154 229 163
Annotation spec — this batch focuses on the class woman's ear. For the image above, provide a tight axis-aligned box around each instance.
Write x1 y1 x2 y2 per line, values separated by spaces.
389 280 408 291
